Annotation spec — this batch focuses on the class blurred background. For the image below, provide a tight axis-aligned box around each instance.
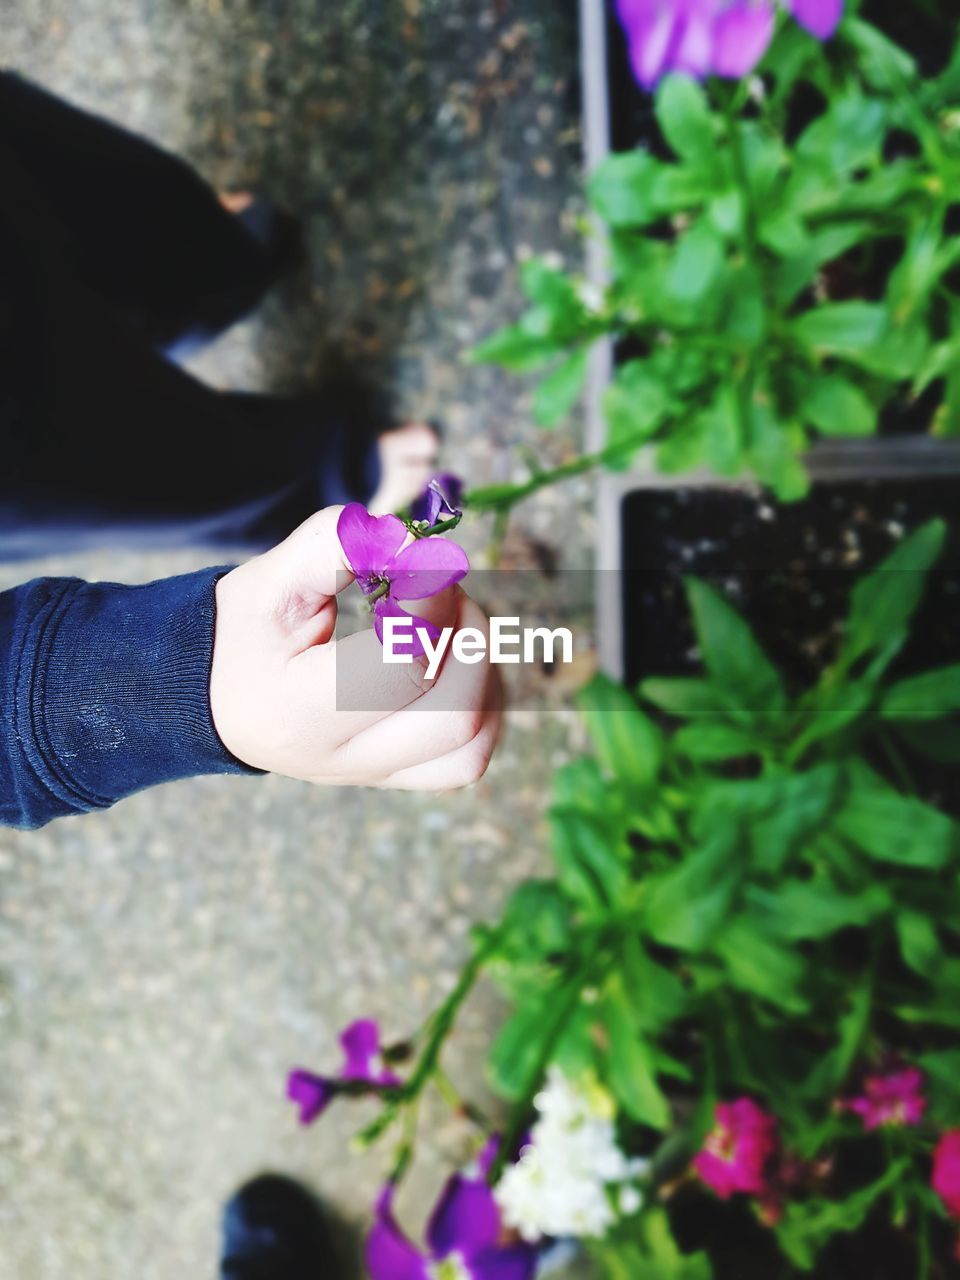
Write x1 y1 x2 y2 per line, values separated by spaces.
0 2 595 1276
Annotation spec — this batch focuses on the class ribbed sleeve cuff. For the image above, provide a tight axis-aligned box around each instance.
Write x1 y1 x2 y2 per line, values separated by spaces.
11 568 256 825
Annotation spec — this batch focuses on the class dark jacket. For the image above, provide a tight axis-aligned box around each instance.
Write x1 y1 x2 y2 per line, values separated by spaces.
0 568 252 829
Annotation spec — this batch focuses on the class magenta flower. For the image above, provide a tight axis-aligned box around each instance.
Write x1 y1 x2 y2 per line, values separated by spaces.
933 1132 960 1220
366 1171 537 1280
411 472 465 526
615 0 843 90
693 1098 778 1199
787 0 843 40
337 503 469 657
287 1019 402 1126
841 1067 927 1131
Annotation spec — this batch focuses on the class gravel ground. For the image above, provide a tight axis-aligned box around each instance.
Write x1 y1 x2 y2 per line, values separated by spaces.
0 2 595 1278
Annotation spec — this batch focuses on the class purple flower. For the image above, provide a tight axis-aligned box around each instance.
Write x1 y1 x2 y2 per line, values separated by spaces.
337 503 469 658
287 1019 402 1126
411 472 465 527
615 0 843 90
366 1171 538 1280
787 0 843 39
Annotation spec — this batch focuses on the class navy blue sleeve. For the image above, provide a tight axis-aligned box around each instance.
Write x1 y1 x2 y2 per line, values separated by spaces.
0 568 257 829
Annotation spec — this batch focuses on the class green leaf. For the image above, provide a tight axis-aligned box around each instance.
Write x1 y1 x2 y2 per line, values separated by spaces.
797 681 876 752
758 208 808 258
470 323 558 371
712 914 810 1013
500 880 573 962
845 16 917 90
775 1161 908 1271
723 265 766 347
746 403 811 502
673 723 759 762
656 75 717 173
801 374 877 438
644 831 742 951
552 757 615 816
792 302 888 360
533 349 589 426
896 910 941 978
621 936 689 1033
833 764 955 869
589 1209 712 1280
914 334 960 398
696 765 843 875
708 188 744 238
578 673 663 789
881 665 960 721
519 258 580 311
771 221 873 306
589 150 663 227
665 223 725 305
795 94 887 177
805 980 873 1101
684 578 787 719
639 677 728 720
550 808 628 909
489 993 557 1099
745 878 888 942
602 975 671 1129
841 518 946 668
602 360 671 457
918 1049 960 1126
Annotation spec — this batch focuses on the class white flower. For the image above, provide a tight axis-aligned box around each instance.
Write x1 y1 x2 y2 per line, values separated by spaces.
494 1068 647 1243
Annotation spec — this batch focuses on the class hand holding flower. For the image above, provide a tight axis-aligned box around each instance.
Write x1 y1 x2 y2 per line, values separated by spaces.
210 506 500 791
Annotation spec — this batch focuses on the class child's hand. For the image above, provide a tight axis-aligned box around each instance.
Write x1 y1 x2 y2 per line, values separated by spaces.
210 507 501 790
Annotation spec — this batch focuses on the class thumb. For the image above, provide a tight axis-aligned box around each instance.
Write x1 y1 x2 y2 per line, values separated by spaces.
253 506 356 646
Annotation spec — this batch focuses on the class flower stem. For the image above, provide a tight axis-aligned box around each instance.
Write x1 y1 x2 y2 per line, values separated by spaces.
466 426 660 515
487 945 602 1185
399 930 501 1101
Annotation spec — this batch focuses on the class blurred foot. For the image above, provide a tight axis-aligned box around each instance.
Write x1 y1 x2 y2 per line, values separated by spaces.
220 1174 341 1280
367 421 441 515
218 190 256 214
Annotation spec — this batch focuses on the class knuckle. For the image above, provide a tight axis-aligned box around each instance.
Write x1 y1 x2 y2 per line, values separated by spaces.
448 705 486 751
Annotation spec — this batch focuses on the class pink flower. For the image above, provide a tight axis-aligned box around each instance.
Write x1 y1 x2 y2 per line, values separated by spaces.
693 1098 778 1199
933 1132 960 1220
842 1068 927 1131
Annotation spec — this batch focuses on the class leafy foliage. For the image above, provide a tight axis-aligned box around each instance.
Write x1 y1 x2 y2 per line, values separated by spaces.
484 522 960 1273
472 19 960 502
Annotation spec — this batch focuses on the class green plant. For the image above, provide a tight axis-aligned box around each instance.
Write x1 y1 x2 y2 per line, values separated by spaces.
469 14 960 515
291 519 960 1277
479 518 960 1274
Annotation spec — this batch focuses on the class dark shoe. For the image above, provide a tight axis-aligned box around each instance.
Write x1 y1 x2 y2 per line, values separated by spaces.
220 1174 342 1280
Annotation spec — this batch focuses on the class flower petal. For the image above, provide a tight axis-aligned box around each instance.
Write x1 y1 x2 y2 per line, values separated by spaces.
711 1 776 77
468 1245 540 1280
337 503 408 585
627 9 681 89
373 598 440 660
427 1175 501 1259
672 9 716 80
340 1019 382 1080
366 1186 430 1280
385 536 470 600
411 485 443 526
788 0 843 40
286 1070 333 1125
